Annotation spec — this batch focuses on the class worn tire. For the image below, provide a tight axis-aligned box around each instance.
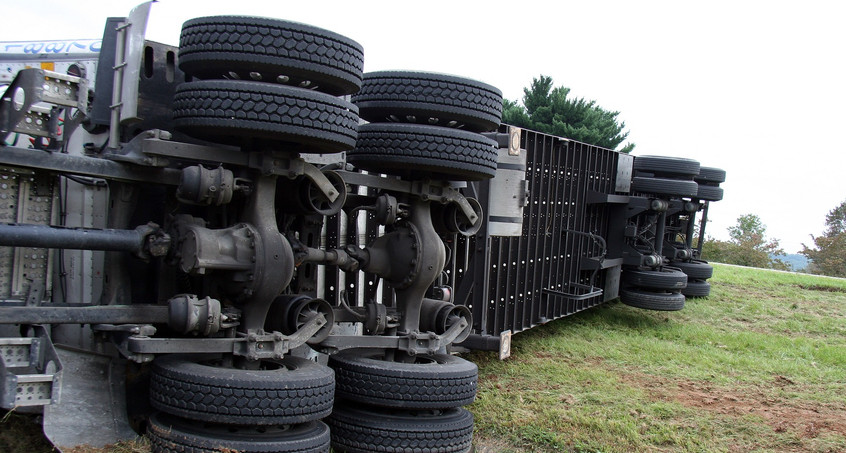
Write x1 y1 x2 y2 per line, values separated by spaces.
150 354 334 425
328 404 474 453
173 80 359 152
353 71 503 132
622 267 688 291
696 185 724 201
633 156 700 178
348 123 498 181
179 16 364 95
672 259 714 280
696 166 726 184
682 280 711 298
329 350 477 409
631 176 698 197
620 288 685 311
147 412 330 453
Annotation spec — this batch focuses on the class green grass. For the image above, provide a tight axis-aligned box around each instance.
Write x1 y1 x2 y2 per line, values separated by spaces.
468 264 846 452
4 264 845 452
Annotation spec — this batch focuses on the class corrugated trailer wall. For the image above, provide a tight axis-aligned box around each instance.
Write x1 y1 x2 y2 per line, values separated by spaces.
313 125 627 352
453 126 625 352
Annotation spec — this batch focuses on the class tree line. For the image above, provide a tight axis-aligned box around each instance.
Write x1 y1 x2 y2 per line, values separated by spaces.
702 201 846 278
800 200 846 277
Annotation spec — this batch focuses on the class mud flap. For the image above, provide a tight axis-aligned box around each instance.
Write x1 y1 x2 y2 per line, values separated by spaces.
43 346 137 451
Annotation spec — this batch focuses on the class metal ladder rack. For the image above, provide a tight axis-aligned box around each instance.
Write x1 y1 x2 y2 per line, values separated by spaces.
0 67 88 147
0 325 62 409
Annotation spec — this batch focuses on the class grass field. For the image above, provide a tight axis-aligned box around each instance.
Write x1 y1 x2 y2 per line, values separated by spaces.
2 264 845 452
468 264 846 452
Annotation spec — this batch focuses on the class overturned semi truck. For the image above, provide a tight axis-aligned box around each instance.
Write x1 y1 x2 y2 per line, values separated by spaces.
0 3 725 452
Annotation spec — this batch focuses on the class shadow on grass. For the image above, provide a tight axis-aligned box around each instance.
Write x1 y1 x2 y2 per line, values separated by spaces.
512 300 678 343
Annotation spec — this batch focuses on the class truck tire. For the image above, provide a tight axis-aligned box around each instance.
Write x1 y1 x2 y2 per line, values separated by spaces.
696 185 724 201
633 156 700 178
147 412 330 453
631 176 698 197
352 71 503 132
150 354 334 425
682 280 711 298
173 80 359 152
327 404 474 453
179 16 364 96
619 288 685 311
348 123 498 181
695 166 726 184
672 259 714 280
329 350 477 409
622 267 688 291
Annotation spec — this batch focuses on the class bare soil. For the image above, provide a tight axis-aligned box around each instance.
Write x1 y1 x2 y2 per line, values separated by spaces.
625 371 846 451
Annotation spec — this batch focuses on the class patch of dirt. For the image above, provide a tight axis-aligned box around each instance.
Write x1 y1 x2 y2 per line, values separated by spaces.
625 372 846 443
61 440 149 453
794 284 846 294
0 411 55 453
474 437 525 453
0 409 149 453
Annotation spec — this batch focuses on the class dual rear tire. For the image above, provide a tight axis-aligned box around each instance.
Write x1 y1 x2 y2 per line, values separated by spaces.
620 266 687 311
631 156 700 198
327 350 477 453
671 259 714 298
695 166 726 201
174 15 363 152
147 354 334 452
348 71 502 182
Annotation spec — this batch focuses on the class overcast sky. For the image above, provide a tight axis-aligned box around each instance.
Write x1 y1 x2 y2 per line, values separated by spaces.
4 0 845 253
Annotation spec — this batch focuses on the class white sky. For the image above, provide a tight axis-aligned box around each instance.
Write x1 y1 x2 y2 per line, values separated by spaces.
4 0 845 253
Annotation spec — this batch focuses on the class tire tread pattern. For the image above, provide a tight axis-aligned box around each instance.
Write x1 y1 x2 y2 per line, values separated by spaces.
147 412 330 453
622 267 688 290
329 351 477 409
633 156 701 177
682 280 711 298
349 123 498 181
173 80 359 152
696 166 727 184
353 71 503 132
150 355 334 425
179 16 364 95
328 405 474 453
672 260 714 280
620 288 685 311
631 176 698 197
696 185 724 201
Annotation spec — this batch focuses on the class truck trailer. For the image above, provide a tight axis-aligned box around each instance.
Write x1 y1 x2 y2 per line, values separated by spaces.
0 3 725 452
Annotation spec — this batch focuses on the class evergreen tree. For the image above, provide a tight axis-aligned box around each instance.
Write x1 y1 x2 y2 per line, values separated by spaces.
502 75 635 153
801 200 846 277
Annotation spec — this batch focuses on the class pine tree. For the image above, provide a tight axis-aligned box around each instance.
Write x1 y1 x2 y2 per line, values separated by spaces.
502 75 635 153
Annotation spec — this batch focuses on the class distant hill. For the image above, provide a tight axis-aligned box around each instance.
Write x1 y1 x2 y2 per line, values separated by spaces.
779 254 809 272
